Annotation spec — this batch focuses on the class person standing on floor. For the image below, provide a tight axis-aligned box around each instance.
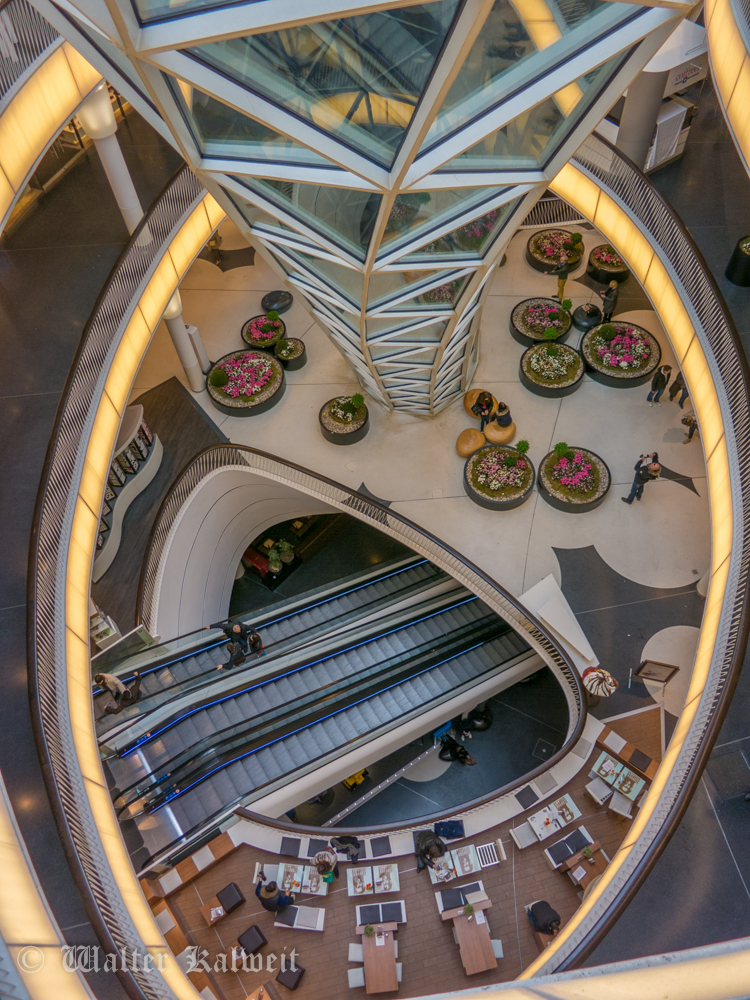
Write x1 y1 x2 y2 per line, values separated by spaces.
255 873 295 911
668 370 689 408
682 411 698 443
622 453 661 504
470 391 494 432
550 252 570 302
598 280 619 322
94 671 142 715
647 365 672 406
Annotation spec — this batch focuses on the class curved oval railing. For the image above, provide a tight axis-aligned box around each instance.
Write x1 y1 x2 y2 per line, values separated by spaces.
527 132 750 972
0 0 59 109
29 165 205 1000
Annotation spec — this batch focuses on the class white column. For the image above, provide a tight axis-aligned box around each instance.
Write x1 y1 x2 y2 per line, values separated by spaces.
76 82 144 234
616 68 669 170
163 291 206 393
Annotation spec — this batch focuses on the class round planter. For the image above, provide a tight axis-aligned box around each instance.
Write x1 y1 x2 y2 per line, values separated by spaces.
572 303 602 331
261 290 294 314
241 314 286 351
463 445 535 511
206 350 286 417
510 297 573 347
538 447 611 513
519 343 584 398
581 321 661 387
385 199 420 235
586 244 630 284
726 236 750 286
275 338 307 371
319 398 370 445
525 228 585 274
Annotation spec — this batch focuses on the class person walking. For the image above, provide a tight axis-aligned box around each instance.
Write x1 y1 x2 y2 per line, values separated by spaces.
682 410 698 443
208 620 262 668
598 280 619 322
668 370 689 408
550 252 570 302
647 365 672 406
255 873 295 911
94 671 142 715
622 453 661 504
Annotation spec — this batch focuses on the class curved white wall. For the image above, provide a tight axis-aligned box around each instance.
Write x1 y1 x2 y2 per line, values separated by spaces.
155 466 338 638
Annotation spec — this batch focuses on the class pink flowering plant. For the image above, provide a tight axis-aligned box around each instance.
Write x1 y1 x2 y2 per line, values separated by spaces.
209 351 275 401
471 441 532 498
593 323 651 370
521 299 570 337
530 228 583 265
592 244 626 268
243 310 283 344
453 209 500 251
528 343 581 383
549 442 598 496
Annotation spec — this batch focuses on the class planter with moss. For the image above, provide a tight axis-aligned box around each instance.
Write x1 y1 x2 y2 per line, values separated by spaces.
319 394 369 445
241 310 286 351
206 350 285 417
274 338 307 371
586 244 630 284
525 229 584 273
581 321 661 387
510 297 572 347
520 341 584 397
538 443 611 513
463 441 534 510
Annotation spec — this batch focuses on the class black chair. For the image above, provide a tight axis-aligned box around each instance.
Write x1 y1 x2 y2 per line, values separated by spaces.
238 925 267 955
217 882 245 914
277 965 305 990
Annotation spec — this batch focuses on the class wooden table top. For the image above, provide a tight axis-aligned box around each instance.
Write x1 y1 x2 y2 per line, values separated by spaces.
560 842 608 889
440 898 492 921
359 925 398 993
199 895 225 926
452 910 497 976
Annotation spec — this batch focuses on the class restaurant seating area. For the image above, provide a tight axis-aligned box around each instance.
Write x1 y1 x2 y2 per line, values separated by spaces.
154 706 662 999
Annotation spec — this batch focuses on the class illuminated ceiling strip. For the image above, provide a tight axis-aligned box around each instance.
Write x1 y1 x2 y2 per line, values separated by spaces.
705 0 750 177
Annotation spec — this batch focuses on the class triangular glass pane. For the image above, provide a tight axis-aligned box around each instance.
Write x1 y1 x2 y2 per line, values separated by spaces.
167 76 332 165
375 274 470 311
231 175 380 261
368 268 449 305
185 0 461 168
437 51 628 170
279 246 365 308
422 0 640 151
380 186 511 254
405 196 522 259
226 190 312 242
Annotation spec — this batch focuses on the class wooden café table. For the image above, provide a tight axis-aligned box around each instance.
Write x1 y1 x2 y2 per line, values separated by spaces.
559 840 608 890
440 898 497 975
356 922 398 993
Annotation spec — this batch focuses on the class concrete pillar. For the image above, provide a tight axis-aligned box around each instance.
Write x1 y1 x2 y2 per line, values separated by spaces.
163 290 209 392
76 83 144 234
616 69 669 170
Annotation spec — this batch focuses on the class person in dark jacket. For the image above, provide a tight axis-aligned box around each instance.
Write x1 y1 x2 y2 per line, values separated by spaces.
550 253 570 301
668 370 689 408
528 900 561 936
598 280 619 322
415 829 447 873
470 391 494 431
647 365 672 406
255 874 295 911
94 672 142 715
622 453 661 504
208 621 262 668
493 402 513 428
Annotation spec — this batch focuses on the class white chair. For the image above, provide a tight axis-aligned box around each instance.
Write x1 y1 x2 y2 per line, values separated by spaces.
348 943 363 963
509 822 537 850
396 963 402 983
585 776 612 806
347 968 365 989
393 941 398 958
608 790 633 818
491 940 504 959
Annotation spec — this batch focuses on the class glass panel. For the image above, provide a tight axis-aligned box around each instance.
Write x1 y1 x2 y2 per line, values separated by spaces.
367 268 446 305
375 274 470 310
134 0 260 25
284 248 365 307
406 196 521 259
186 1 461 167
368 319 448 343
231 175 380 260
170 79 331 164
380 186 509 253
370 344 437 363
438 52 627 170
228 192 303 239
423 0 639 149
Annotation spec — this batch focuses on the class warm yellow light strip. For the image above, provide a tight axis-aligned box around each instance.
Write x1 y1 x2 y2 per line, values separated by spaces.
0 42 102 229
510 0 584 112
706 0 750 175
514 162 734 977
66 192 226 1000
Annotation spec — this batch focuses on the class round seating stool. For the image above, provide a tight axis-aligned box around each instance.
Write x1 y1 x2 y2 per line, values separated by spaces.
464 388 498 417
456 428 486 456
485 421 516 445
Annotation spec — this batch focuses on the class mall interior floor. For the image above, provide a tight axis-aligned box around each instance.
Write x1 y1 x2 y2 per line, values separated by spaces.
0 110 182 997
585 77 750 965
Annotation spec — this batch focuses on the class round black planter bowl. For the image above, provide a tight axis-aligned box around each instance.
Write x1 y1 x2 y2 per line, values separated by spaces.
519 346 584 398
509 297 573 347
275 338 307 371
586 245 630 285
319 404 369 445
525 229 584 274
261 290 294 314
581 323 661 388
241 314 286 351
206 352 286 417
726 238 750 286
463 446 535 510
537 449 611 513
572 304 602 331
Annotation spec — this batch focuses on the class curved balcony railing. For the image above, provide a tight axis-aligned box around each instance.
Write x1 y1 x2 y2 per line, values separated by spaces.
0 0 59 108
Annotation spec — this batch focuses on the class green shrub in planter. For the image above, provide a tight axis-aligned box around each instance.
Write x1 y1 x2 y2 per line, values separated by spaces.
208 367 229 388
599 323 617 342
